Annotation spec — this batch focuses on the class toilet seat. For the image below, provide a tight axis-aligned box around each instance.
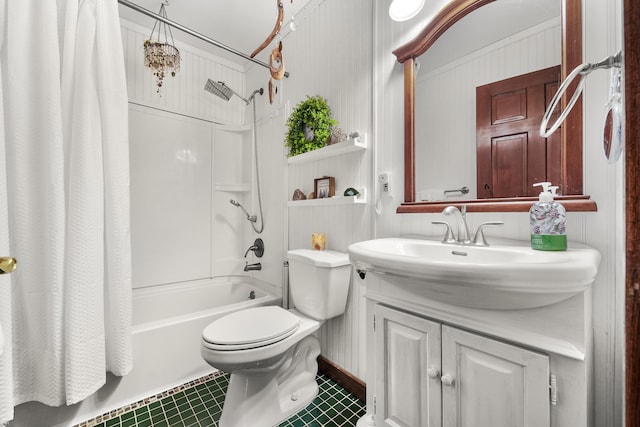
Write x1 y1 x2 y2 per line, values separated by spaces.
202 306 301 351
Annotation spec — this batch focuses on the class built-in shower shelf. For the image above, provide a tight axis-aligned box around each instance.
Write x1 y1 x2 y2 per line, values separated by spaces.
287 133 367 165
288 189 367 207
216 124 252 133
215 183 251 192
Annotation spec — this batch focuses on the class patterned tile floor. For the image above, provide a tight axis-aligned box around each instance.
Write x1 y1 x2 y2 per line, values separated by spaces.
89 373 365 427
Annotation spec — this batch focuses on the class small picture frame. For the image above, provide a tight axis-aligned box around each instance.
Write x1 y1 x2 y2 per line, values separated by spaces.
314 176 335 199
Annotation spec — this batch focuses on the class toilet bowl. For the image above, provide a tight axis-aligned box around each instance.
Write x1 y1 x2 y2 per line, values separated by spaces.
200 249 351 427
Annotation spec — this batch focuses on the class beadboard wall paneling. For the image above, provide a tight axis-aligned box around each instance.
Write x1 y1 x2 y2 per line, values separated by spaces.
246 0 374 380
582 0 625 425
120 20 246 125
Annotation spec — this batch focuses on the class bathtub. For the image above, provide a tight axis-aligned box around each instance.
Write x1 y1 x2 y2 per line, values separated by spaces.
14 276 281 427
127 276 281 400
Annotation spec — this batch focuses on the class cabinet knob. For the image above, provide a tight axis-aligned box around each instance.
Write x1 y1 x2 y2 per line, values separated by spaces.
427 368 440 379
441 374 455 387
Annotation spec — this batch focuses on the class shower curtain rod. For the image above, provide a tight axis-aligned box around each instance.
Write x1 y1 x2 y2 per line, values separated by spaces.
117 0 290 78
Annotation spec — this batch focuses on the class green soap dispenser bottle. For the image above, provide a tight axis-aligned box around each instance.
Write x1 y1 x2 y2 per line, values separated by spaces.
529 182 567 251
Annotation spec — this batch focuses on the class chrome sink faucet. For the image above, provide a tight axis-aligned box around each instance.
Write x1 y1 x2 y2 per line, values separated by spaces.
433 205 504 246
442 205 471 244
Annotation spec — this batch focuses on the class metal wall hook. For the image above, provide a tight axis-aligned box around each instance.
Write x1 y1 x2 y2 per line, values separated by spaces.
584 51 622 74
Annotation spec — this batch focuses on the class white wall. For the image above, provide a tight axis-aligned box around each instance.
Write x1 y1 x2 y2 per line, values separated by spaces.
246 0 374 378
121 20 246 124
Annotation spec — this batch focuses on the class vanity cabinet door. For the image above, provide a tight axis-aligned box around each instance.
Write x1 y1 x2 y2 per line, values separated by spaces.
375 305 442 427
441 325 550 427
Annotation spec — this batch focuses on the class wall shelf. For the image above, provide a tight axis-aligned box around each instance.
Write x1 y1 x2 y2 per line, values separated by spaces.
287 133 367 165
288 189 366 207
216 124 252 133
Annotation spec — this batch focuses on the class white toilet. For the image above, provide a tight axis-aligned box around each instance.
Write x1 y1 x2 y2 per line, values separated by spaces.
200 249 352 427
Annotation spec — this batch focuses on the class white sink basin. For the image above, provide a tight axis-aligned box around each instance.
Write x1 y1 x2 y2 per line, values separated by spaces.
348 237 601 309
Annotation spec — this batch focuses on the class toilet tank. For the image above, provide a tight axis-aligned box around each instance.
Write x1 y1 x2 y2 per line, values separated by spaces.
287 249 351 320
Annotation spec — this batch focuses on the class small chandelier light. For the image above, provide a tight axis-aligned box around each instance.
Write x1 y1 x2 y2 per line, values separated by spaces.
144 1 180 94
389 0 425 21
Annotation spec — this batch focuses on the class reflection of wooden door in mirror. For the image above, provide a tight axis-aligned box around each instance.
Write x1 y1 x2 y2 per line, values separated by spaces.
476 66 561 199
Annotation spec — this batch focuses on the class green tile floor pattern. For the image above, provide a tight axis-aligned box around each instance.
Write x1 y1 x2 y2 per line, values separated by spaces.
92 373 365 427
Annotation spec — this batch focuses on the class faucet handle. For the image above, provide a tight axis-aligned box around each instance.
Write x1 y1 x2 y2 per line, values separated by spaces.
244 238 265 258
472 221 504 246
431 221 456 244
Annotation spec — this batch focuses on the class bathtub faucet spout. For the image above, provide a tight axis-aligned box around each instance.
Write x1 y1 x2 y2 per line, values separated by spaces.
244 262 262 272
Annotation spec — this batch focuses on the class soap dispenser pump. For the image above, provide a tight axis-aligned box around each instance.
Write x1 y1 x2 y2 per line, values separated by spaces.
529 182 567 251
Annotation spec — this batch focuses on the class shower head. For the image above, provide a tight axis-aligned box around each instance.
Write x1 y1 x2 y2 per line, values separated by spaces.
204 79 263 105
229 199 257 223
204 79 234 101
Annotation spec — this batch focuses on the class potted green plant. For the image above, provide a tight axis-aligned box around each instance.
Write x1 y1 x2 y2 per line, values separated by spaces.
285 96 337 156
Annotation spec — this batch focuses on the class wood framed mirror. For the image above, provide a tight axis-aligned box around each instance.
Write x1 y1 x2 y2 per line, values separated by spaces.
393 0 597 213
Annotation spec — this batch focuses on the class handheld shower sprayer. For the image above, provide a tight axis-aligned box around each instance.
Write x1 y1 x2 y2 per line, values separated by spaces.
206 80 265 233
230 199 257 223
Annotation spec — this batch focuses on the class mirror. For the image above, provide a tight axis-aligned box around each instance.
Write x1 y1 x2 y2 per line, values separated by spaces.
393 0 596 213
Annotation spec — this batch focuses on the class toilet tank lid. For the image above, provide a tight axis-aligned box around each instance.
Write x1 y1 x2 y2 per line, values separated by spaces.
287 249 350 267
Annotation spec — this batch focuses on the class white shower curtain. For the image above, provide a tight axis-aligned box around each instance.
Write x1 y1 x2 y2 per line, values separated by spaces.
0 0 132 423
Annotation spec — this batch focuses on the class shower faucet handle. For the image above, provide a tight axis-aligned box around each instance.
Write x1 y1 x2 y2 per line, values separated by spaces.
244 238 264 258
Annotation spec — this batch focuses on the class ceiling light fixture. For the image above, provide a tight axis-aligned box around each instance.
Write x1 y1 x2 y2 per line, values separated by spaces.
389 0 425 21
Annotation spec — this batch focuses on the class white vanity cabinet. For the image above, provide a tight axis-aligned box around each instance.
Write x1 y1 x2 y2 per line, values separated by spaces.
374 304 550 427
351 237 597 427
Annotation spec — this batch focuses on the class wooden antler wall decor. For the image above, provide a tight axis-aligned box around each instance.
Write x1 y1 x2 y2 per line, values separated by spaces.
250 0 292 58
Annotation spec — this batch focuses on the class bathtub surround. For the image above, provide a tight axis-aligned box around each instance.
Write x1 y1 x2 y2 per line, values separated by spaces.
0 0 132 423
